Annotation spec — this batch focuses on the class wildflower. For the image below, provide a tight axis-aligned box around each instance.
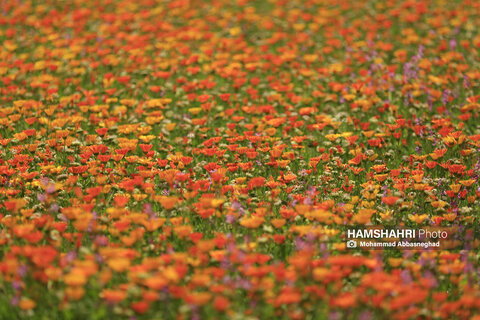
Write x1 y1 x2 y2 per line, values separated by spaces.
101 289 126 304
19 298 35 310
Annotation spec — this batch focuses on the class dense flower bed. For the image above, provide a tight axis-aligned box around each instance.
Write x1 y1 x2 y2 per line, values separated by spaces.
0 0 479 319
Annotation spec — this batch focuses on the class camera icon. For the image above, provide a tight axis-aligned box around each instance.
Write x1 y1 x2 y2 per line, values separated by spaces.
346 240 357 248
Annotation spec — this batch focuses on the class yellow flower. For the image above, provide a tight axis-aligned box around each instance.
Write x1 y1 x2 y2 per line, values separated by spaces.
240 216 264 229
305 210 332 224
229 27 241 36
107 258 131 273
165 123 176 131
352 209 376 225
408 214 428 224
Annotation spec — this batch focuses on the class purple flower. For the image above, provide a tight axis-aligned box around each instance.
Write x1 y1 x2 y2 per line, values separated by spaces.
305 232 316 243
95 235 108 246
423 271 438 288
403 250 414 259
226 214 236 224
10 296 19 306
144 203 152 214
417 45 424 58
37 193 46 202
294 237 306 251
427 94 433 111
400 269 412 283
191 306 200 320
449 39 457 50
95 253 105 264
236 278 252 290
46 184 56 194
65 251 77 263
359 311 373 320
441 90 450 105
303 197 313 205
17 265 28 278
226 241 236 253
231 201 245 215
382 185 388 196
307 186 316 195
463 74 470 89
220 258 230 269
403 62 417 81
49 203 59 213
11 281 22 291
464 261 474 274
231 201 241 210
236 250 246 262
290 199 298 207
329 311 342 320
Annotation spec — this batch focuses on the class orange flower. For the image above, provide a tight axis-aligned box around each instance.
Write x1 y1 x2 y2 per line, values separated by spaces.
30 246 57 268
275 288 301 306
240 216 264 229
107 257 131 273
158 196 179 210
101 289 127 303
64 270 88 286
114 195 130 207
19 298 36 310
65 286 85 300
409 214 428 224
213 296 230 311
330 292 357 308
248 177 265 189
186 292 211 306
352 209 376 224
381 196 400 206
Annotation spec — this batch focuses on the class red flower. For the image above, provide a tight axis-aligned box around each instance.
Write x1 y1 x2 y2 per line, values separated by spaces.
131 301 150 314
114 195 129 207
95 128 108 136
213 296 230 311
273 235 285 244
448 164 466 175
139 144 153 153
219 93 231 102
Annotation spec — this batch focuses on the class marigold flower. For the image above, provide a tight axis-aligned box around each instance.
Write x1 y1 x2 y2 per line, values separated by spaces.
101 289 126 303
19 298 35 310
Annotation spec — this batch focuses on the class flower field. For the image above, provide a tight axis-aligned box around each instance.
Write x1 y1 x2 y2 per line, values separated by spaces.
1 0 480 319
